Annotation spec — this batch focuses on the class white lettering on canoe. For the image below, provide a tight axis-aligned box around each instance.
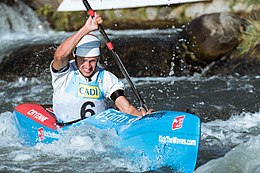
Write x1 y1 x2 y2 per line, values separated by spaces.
44 131 60 139
95 111 141 125
27 109 49 122
95 112 128 123
158 135 197 146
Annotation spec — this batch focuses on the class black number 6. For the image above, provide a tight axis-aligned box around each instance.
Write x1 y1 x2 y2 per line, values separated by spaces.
81 101 95 119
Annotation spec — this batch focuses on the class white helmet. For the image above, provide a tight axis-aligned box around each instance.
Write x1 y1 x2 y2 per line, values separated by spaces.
74 34 101 57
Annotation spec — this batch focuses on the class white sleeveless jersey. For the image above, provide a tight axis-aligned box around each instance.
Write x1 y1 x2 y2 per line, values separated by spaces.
50 60 124 123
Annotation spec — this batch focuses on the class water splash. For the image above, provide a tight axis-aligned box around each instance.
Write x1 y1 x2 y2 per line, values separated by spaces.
0 112 151 172
0 1 50 36
0 111 21 147
201 111 260 146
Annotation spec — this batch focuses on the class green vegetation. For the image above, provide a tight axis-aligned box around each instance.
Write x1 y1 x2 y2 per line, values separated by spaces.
238 12 260 54
52 11 85 31
231 0 260 55
36 3 53 17
36 3 85 31
233 0 260 6
244 0 259 5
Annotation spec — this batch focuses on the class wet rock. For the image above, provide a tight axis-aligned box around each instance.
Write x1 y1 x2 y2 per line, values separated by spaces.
100 37 177 78
0 36 180 81
0 0 15 6
186 12 245 62
0 44 56 81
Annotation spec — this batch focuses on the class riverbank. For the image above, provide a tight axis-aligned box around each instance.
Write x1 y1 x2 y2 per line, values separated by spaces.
21 0 258 30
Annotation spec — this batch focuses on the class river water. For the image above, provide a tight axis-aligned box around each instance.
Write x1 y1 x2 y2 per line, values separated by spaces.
0 1 260 173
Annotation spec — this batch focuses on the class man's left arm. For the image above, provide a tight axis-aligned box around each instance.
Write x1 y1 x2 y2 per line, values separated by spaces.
114 96 145 116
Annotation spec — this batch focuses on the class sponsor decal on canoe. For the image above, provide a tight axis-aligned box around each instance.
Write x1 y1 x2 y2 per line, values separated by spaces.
158 135 196 146
27 109 49 122
14 103 58 130
38 127 44 140
78 84 100 99
37 127 60 140
172 115 185 130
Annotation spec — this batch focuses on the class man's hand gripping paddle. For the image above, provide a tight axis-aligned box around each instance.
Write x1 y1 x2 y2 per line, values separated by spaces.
82 0 148 112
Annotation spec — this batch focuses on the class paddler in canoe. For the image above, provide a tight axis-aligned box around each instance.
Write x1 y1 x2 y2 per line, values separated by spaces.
51 12 153 123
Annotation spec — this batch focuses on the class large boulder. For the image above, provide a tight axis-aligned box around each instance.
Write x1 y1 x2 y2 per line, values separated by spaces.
186 12 245 62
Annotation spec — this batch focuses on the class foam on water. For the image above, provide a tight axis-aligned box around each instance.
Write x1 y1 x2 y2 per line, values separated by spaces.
201 110 260 146
0 78 53 112
0 74 259 172
195 136 260 173
196 110 260 173
0 112 151 172
0 111 21 146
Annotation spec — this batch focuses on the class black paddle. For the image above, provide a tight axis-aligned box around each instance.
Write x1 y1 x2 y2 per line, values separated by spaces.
82 0 148 111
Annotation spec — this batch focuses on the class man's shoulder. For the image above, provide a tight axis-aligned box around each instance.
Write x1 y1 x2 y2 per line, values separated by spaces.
102 69 118 79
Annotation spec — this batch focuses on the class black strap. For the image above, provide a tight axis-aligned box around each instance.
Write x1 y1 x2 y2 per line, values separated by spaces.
111 89 124 102
56 117 86 126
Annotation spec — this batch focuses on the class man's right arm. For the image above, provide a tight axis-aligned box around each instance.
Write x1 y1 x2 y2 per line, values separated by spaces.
52 13 102 71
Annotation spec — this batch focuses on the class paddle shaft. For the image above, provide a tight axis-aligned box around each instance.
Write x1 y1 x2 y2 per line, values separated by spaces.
82 0 148 111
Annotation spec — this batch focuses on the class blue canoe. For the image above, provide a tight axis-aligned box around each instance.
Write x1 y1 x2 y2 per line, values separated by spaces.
13 102 201 172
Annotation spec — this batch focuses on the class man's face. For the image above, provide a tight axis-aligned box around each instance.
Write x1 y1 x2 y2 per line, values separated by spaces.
76 56 98 77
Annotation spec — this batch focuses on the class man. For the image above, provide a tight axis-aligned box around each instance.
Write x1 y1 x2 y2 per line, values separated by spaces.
51 13 152 123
